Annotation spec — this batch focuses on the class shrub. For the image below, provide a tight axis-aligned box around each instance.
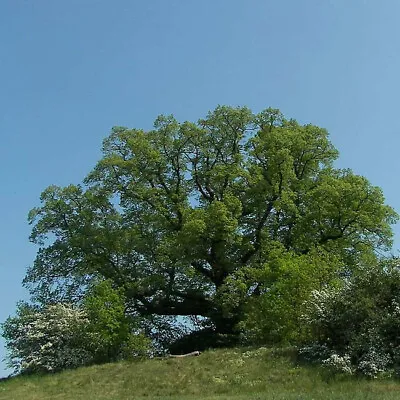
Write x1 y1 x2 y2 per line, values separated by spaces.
239 247 340 344
1 280 150 374
1 302 93 374
83 280 150 362
300 260 400 378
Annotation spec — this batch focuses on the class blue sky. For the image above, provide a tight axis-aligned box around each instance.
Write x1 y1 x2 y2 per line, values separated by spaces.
1 0 400 376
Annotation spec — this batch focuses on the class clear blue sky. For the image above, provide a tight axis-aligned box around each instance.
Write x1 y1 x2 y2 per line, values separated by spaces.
1 0 400 377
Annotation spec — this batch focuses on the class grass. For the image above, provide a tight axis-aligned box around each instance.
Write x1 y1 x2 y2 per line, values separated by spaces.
1 347 400 400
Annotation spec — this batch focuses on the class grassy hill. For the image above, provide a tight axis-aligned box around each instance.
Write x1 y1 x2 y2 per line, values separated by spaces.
1 347 400 400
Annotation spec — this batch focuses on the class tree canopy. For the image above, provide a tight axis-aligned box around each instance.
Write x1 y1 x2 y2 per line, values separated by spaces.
24 106 397 340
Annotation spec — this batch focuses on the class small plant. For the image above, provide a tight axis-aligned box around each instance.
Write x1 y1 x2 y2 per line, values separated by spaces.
322 353 353 375
298 343 330 363
357 349 391 378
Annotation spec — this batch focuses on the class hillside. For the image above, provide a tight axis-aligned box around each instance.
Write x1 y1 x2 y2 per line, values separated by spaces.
1 347 400 400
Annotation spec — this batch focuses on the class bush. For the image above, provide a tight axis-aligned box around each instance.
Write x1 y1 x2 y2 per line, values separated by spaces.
83 280 150 362
300 260 400 378
1 302 93 374
239 247 340 345
1 280 150 374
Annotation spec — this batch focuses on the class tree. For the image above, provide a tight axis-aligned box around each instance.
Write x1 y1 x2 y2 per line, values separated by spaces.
23 106 397 341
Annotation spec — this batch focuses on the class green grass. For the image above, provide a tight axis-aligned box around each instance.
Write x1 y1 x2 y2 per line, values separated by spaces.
1 347 400 400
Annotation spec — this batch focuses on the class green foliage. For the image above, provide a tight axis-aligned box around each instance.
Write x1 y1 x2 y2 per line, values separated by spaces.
300 260 400 377
84 280 150 362
2 347 400 400
21 105 397 344
239 247 342 344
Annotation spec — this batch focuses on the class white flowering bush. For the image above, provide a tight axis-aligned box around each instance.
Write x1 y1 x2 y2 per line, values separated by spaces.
300 261 400 378
2 281 151 374
357 349 391 378
2 302 93 374
322 353 353 375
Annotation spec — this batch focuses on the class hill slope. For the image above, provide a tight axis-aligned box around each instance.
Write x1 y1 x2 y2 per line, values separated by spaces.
1 347 399 400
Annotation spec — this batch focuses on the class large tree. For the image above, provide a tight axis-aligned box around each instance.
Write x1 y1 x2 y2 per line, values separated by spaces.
24 106 397 337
